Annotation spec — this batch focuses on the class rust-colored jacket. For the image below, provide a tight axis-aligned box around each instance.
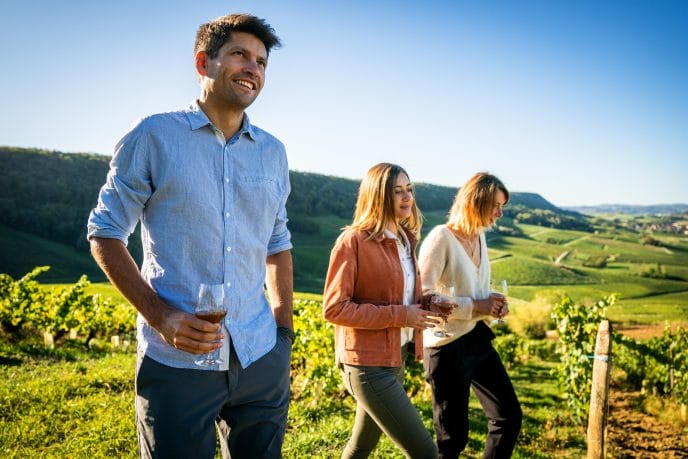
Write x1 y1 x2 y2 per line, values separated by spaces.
322 227 429 367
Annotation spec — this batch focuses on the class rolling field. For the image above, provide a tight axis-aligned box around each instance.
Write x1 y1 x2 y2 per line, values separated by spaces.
489 223 688 327
16 217 688 329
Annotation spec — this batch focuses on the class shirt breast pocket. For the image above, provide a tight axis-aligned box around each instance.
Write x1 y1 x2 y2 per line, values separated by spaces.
236 176 281 238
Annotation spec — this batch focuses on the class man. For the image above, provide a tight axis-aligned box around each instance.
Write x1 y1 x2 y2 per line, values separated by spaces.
87 14 293 458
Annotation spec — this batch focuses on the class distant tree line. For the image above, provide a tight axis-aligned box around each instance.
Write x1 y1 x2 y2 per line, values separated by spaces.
510 204 592 231
0 147 113 252
1 147 592 287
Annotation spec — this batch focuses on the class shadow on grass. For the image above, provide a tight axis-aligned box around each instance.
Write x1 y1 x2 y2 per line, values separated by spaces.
0 355 22 366
0 335 114 363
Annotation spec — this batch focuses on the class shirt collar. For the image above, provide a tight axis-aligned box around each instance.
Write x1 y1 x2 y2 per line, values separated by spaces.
384 228 410 247
185 101 257 140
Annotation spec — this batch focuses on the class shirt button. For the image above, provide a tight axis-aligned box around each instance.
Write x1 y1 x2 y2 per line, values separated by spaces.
225 178 229 183
225 212 230 218
226 246 232 252
226 282 231 287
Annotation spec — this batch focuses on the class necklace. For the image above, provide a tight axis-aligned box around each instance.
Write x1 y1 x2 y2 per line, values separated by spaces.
452 229 479 258
463 236 479 257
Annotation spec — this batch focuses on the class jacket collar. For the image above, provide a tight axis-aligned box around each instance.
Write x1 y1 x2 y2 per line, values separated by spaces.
368 227 419 249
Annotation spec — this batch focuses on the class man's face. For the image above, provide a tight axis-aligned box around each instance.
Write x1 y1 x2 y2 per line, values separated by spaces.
203 31 268 110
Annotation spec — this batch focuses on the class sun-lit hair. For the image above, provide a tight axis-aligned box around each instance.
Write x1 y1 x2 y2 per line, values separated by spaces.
194 13 282 59
447 172 509 236
349 163 423 240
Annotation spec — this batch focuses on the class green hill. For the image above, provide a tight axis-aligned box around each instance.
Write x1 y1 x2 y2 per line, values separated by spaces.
0 223 102 282
0 146 641 296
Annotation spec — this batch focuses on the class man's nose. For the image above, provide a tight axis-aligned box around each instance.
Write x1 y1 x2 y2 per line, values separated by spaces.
243 59 261 75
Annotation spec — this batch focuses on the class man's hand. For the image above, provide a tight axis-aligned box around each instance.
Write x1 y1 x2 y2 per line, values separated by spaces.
156 308 225 354
90 237 225 354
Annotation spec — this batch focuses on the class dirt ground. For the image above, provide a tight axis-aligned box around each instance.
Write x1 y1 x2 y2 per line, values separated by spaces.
604 323 688 458
607 383 688 458
616 323 685 340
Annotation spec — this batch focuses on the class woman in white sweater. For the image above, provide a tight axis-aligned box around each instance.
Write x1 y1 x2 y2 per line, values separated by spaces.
418 172 522 458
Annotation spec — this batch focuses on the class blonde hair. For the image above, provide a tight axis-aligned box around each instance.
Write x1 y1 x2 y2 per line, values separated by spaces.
447 172 509 236
349 163 423 240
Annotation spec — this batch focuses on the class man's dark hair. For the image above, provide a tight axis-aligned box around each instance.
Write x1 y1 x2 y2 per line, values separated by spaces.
195 13 282 59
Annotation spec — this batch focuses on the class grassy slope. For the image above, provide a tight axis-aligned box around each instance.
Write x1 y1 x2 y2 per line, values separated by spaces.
489 223 688 326
6 216 688 326
0 224 104 283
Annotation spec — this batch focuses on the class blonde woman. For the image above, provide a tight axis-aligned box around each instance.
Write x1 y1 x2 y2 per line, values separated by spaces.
323 163 440 459
419 172 522 458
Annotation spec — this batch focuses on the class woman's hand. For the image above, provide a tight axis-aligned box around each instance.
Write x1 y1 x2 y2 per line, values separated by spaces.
405 304 441 329
473 293 508 318
426 294 457 320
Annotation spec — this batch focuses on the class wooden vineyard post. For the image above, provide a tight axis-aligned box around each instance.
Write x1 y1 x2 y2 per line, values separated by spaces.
587 320 612 459
43 330 55 349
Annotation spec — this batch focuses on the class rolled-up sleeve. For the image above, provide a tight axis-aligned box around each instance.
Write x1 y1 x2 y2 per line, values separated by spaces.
87 123 152 245
266 150 292 256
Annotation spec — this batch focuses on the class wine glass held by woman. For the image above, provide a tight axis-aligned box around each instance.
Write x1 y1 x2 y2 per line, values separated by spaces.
430 286 458 338
418 172 522 458
322 163 440 459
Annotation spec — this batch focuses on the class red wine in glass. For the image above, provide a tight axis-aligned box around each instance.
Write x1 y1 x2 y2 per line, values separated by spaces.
433 286 455 338
195 311 227 324
194 283 227 366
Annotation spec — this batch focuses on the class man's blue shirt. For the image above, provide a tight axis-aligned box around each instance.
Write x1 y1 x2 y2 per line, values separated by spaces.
87 103 292 369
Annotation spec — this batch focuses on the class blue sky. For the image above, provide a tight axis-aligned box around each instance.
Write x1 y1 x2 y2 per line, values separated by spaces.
1 0 686 206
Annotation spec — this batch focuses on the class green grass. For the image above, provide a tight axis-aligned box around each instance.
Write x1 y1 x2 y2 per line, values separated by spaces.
518 225 588 245
0 335 585 459
491 235 566 262
491 256 594 286
0 341 136 458
483 223 688 327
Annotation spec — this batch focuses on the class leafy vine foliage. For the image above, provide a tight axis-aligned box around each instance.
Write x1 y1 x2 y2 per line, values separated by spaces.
3 266 687 421
551 294 615 421
0 267 136 345
614 326 688 406
551 293 688 423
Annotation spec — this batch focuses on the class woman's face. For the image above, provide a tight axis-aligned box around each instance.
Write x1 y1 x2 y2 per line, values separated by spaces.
392 173 414 223
487 190 507 226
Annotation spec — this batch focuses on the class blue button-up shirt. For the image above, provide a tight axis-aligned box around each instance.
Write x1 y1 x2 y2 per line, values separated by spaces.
87 103 292 369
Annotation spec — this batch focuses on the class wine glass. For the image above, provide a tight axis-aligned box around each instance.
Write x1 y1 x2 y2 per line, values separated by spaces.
491 279 508 326
433 286 455 338
194 283 227 367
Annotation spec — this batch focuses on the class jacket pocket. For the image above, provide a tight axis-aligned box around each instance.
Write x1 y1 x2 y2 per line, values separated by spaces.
344 328 390 353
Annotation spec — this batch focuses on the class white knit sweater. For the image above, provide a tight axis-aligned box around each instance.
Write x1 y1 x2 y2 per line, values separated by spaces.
418 225 492 347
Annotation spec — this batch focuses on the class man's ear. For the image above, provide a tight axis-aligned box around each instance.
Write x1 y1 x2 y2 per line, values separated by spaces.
195 50 208 77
